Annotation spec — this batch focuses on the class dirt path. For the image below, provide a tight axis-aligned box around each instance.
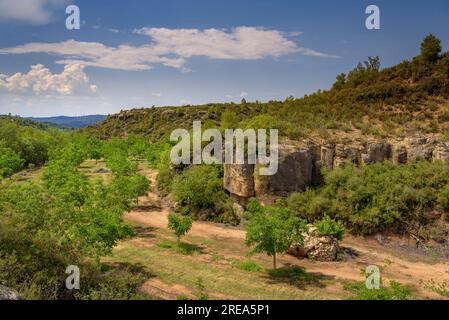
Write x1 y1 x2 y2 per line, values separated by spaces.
125 169 449 299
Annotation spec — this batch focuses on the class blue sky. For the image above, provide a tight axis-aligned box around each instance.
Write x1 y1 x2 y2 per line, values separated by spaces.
0 0 448 117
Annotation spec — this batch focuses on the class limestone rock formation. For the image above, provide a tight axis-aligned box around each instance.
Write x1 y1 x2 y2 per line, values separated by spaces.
333 144 361 167
361 141 391 164
433 142 449 162
254 142 313 196
288 225 340 261
0 285 21 300
223 163 255 198
223 134 449 200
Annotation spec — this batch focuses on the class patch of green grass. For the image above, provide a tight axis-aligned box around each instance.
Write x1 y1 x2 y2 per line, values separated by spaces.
231 260 263 272
156 239 201 255
343 280 412 300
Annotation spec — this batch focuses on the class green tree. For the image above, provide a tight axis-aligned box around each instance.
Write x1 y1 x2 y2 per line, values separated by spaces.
168 213 193 243
245 198 305 269
420 34 442 64
0 147 24 177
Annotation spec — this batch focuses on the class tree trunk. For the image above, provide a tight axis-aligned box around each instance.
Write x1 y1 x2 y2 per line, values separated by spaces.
273 253 277 270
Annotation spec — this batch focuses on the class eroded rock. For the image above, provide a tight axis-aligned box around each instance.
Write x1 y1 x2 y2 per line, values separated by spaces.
289 225 340 261
224 163 255 197
0 285 21 300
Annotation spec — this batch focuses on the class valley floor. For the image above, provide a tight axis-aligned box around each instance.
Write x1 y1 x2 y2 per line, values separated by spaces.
104 168 449 300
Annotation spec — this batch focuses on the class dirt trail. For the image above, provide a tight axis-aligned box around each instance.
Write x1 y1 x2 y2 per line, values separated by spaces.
125 169 449 299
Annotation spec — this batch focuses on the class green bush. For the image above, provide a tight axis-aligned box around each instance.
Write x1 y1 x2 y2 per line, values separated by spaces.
288 161 449 235
314 215 345 240
344 280 412 300
168 213 193 243
0 147 24 178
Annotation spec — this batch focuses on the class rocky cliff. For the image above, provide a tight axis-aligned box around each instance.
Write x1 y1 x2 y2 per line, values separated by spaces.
224 134 449 199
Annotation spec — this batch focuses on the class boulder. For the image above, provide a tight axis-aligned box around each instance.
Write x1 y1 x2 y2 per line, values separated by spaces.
289 225 340 261
223 163 255 198
0 285 21 300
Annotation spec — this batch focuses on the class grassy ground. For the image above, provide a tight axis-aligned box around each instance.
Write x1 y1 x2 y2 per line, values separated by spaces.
105 221 347 300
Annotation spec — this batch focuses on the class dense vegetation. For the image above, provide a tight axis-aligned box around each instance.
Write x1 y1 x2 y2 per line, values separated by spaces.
287 161 449 238
0 123 156 299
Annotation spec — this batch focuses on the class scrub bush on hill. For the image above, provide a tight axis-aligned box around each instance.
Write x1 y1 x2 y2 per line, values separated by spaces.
288 161 449 235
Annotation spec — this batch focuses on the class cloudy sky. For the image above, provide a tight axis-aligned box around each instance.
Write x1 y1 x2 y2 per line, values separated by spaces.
0 0 448 117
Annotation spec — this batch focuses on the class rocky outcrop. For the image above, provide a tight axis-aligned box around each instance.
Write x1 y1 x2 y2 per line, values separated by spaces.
223 134 449 199
288 225 340 261
254 142 313 196
361 141 391 164
404 135 435 161
0 285 21 300
224 163 255 198
433 142 449 162
333 144 361 167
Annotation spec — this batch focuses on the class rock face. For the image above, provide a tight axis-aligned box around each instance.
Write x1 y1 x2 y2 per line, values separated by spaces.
433 143 449 162
254 142 313 195
404 135 435 161
223 163 255 198
223 134 449 199
0 285 21 300
361 142 391 164
288 225 340 261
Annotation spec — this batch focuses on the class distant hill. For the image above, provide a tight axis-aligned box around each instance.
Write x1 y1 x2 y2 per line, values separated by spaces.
30 115 106 128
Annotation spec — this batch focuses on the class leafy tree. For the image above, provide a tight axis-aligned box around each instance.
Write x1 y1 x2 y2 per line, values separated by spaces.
128 174 150 205
168 213 193 243
420 34 442 64
245 198 305 269
0 147 24 177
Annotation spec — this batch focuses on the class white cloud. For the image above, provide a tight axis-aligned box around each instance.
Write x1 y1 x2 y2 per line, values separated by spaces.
0 63 97 95
0 27 338 71
0 0 68 24
135 26 300 60
152 92 162 97
240 91 248 98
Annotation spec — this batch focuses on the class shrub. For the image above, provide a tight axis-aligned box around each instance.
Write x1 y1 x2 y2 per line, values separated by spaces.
344 280 412 300
168 213 193 243
171 165 235 223
289 161 449 235
0 147 24 178
314 215 345 240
